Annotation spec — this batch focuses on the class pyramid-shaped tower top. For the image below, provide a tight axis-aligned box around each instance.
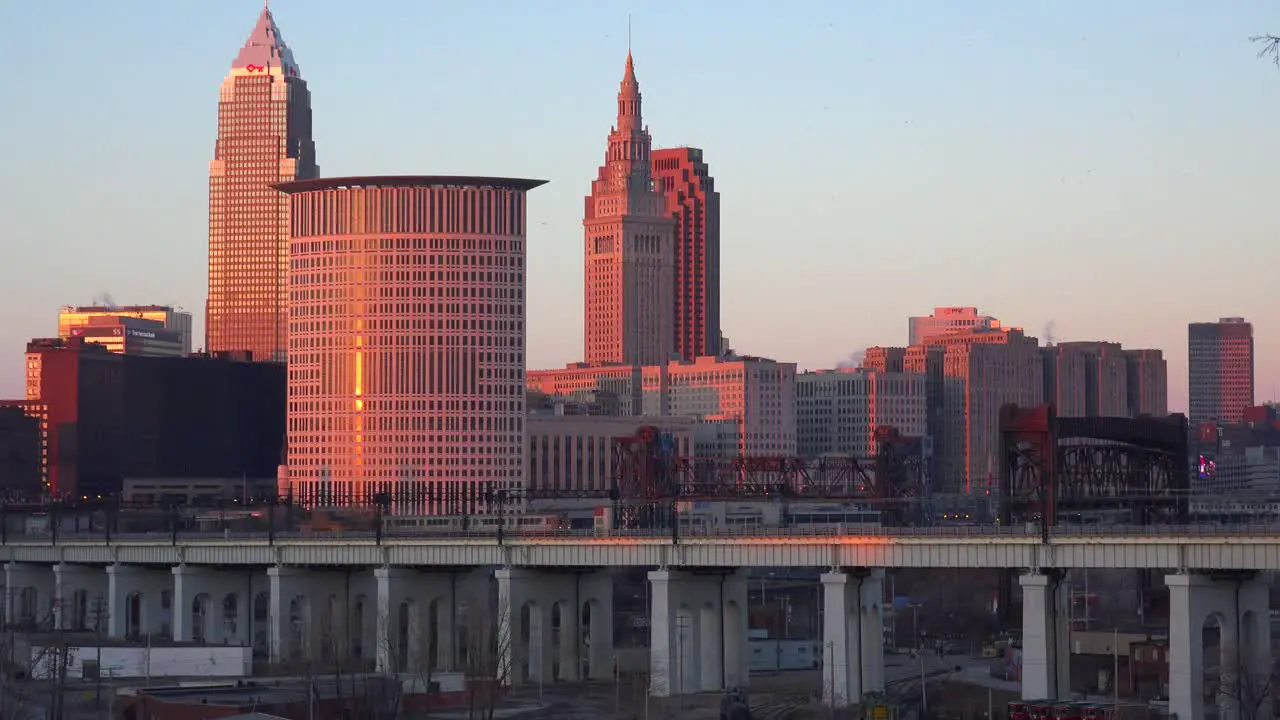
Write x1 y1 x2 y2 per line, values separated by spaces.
621 52 638 91
615 51 643 132
231 4 300 76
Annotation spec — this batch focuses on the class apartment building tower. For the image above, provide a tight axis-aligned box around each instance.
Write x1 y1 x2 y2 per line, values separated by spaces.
1189 318 1254 426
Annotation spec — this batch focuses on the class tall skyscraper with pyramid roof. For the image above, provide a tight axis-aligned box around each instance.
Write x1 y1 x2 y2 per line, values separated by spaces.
206 4 318 361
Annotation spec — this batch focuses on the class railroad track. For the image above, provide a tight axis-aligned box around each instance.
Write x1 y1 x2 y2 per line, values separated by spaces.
751 701 801 719
751 692 815 720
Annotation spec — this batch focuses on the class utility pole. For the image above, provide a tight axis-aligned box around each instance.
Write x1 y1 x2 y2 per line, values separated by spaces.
91 596 107 708
50 616 65 720
1113 627 1120 716
676 615 688 711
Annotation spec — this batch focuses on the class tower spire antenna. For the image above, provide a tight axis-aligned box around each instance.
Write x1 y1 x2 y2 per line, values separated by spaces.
628 13 632 53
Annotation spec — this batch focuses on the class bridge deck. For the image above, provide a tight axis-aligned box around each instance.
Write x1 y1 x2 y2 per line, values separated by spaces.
4 529 1280 570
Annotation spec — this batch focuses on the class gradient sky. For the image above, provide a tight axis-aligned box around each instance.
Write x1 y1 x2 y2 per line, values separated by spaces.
1 1 1278 412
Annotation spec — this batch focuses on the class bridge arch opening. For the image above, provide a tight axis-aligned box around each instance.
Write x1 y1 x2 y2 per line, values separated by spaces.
397 598 419 671
319 593 339 661
456 596 472 670
675 603 697 695
221 592 239 643
426 598 440 670
348 591 368 661
581 598 606 679
723 598 744 687
125 591 143 638
1237 608 1269 714
70 588 88 630
252 591 268 658
551 601 564 681
191 592 212 643
14 586 37 628
288 595 311 661
699 601 720 691
1201 610 1236 717
519 599 548 684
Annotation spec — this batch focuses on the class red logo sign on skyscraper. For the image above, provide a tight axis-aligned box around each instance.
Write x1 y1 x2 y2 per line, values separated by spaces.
245 64 266 73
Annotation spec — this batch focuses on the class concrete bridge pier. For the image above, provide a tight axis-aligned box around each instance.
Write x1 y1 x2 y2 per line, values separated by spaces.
52 563 105 631
107 563 170 639
172 564 254 645
1020 571 1071 701
373 567 464 674
267 565 312 663
495 567 614 687
647 568 749 698
820 568 886 708
4 562 53 629
1167 572 1272 720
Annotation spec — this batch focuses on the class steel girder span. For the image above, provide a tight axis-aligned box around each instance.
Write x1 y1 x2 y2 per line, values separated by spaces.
602 425 930 524
998 403 1191 528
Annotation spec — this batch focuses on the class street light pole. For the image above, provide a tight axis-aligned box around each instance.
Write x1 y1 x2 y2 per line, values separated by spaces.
908 603 925 714
912 605 919 646
920 646 927 715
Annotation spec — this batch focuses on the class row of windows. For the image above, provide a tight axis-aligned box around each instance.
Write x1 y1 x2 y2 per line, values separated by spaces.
291 187 527 238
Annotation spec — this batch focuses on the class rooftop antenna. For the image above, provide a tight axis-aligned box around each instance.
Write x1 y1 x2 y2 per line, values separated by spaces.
628 13 632 53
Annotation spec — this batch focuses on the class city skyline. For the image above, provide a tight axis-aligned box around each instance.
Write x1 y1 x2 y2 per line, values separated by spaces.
3 0 1280 411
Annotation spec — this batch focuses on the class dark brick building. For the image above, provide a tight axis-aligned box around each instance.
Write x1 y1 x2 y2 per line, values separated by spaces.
0 406 42 498
7 338 284 499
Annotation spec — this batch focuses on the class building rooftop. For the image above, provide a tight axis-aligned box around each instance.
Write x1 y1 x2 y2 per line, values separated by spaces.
231 6 299 76
60 305 179 313
26 337 115 353
274 175 549 194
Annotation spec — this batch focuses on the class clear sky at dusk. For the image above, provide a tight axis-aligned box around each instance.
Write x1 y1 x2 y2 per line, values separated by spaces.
1 0 1278 412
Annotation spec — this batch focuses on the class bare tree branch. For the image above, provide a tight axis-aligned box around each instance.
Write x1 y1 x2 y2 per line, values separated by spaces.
456 603 512 720
1 606 71 720
1250 35 1280 66
1217 670 1272 720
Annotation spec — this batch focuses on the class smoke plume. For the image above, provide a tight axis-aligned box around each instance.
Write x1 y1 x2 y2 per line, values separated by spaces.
835 348 867 370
